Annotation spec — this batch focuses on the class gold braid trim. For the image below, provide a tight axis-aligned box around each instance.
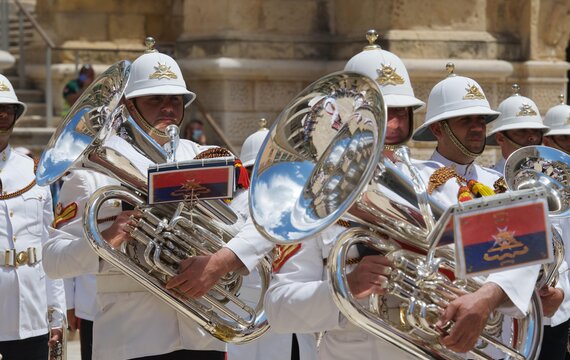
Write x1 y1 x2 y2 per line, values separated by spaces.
427 167 467 194
194 147 233 160
0 159 39 200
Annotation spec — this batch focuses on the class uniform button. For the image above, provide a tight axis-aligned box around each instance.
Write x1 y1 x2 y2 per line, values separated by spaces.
12 235 16 241
39 195 43 201
9 210 13 217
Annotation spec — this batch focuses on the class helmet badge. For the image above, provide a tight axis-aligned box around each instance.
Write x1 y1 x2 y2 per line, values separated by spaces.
376 64 404 86
463 84 486 100
516 103 538 117
0 82 9 92
148 62 178 80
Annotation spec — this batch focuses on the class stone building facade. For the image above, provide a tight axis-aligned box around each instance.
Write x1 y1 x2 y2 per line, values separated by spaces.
26 0 570 164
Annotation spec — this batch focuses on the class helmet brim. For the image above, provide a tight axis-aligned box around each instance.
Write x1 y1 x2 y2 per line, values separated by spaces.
412 106 499 142
485 122 549 146
545 127 570 136
125 85 196 108
385 94 425 111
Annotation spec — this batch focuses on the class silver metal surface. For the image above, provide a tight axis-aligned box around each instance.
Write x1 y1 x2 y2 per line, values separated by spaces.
250 71 386 244
328 228 543 360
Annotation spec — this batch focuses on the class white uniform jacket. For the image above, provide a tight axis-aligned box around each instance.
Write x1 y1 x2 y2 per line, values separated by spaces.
0 146 66 341
228 190 317 360
43 138 279 359
44 139 236 360
493 155 570 327
424 150 540 317
264 223 419 360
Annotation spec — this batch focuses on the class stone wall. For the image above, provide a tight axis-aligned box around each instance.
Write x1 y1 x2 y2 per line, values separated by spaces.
24 0 570 161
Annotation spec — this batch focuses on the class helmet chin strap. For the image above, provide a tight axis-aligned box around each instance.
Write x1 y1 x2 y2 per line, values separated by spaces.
129 100 184 141
0 123 15 136
501 131 542 150
441 121 483 160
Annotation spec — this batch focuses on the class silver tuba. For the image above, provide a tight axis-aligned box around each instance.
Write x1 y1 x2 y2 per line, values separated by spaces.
36 60 270 344
505 145 570 289
250 71 543 359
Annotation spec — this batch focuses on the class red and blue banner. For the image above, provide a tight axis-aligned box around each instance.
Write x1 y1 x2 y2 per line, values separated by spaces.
455 198 551 278
148 159 235 204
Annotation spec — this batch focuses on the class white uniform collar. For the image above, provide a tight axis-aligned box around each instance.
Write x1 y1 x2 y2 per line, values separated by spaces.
429 149 476 178
492 157 506 175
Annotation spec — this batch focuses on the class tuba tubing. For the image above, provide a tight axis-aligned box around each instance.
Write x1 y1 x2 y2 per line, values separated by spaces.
85 186 271 343
328 228 543 360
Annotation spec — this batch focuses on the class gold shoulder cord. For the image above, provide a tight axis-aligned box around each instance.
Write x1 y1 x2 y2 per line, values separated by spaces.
427 167 466 194
0 159 39 200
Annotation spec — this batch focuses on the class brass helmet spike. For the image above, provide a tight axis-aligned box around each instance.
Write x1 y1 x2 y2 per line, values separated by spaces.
511 84 521 96
364 29 381 50
559 94 565 105
446 62 456 77
144 37 158 54
258 118 268 130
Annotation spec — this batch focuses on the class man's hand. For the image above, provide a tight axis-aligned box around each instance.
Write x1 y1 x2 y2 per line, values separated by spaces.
436 282 506 353
66 309 80 332
539 286 564 317
346 255 392 299
165 248 244 298
100 210 139 248
48 328 63 360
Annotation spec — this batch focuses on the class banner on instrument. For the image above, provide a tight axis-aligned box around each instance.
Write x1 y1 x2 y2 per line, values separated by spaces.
148 157 235 204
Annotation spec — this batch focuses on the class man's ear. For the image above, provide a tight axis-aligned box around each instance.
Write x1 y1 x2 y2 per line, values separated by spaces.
429 122 443 140
495 132 505 146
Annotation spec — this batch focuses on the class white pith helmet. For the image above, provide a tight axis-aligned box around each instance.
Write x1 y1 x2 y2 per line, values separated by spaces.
124 37 195 108
412 63 499 141
544 94 570 136
486 84 548 145
240 118 269 168
0 74 27 121
344 30 424 110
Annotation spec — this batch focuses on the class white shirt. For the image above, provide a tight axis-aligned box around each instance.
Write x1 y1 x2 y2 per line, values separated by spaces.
227 189 317 360
0 145 66 341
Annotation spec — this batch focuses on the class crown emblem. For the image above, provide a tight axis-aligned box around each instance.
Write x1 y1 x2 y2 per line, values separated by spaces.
463 84 485 100
376 64 404 85
516 103 537 117
148 62 178 80
0 82 9 92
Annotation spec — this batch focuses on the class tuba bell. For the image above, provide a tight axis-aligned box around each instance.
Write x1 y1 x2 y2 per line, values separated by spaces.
250 71 543 359
504 145 570 289
36 60 270 344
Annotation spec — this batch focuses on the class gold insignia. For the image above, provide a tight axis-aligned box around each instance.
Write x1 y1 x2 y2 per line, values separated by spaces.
148 62 178 80
516 103 537 117
463 84 486 100
483 227 529 263
0 82 9 92
52 202 78 229
376 64 404 86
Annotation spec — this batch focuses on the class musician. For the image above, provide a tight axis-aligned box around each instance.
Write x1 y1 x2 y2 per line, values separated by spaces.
264 32 426 359
486 84 549 173
42 41 269 360
225 120 317 360
543 95 570 155
0 74 66 360
541 95 570 359
410 65 540 355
